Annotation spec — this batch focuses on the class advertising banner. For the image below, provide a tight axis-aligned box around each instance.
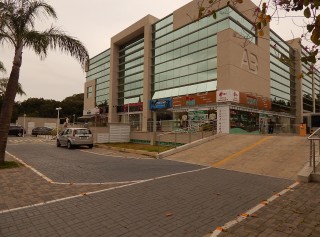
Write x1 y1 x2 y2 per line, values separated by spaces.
150 98 172 110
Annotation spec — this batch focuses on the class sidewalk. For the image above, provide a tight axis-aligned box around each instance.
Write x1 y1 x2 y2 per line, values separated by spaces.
217 182 320 237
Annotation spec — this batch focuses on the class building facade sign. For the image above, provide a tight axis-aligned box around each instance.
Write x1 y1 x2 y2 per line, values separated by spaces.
216 89 240 103
241 49 258 74
150 98 172 110
172 91 216 107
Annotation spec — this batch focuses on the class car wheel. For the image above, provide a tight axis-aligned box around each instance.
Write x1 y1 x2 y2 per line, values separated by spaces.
17 132 22 137
67 141 73 149
88 144 93 149
56 140 61 147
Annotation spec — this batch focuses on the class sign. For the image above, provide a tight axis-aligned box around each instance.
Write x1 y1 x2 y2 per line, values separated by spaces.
216 89 240 103
241 49 258 74
124 102 143 112
217 106 230 134
172 91 216 107
150 98 172 110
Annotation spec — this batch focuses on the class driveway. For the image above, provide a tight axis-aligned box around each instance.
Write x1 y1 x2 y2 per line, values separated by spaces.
1 138 294 237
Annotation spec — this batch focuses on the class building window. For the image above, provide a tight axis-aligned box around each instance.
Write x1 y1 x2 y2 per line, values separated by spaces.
87 86 93 98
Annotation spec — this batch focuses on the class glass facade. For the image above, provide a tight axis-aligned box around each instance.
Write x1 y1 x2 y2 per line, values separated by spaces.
118 35 144 105
86 50 110 106
301 48 320 112
270 30 296 114
151 6 256 100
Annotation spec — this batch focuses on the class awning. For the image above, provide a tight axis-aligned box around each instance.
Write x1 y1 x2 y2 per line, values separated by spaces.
78 115 95 119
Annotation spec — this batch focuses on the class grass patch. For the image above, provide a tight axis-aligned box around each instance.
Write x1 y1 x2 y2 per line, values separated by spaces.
0 161 21 169
99 143 175 153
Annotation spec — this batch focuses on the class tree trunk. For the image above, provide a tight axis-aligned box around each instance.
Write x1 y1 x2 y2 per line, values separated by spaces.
0 47 22 164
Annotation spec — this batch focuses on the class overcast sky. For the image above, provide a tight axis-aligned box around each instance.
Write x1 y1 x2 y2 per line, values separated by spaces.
0 0 305 102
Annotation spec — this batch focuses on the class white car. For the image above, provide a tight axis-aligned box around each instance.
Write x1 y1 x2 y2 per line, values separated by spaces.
57 128 93 149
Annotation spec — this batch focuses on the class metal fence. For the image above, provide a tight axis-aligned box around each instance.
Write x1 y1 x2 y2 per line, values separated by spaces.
156 121 217 153
308 128 320 173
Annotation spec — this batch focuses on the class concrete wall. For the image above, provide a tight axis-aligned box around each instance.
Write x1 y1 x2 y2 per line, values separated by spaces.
109 15 159 130
16 117 57 135
83 80 96 112
217 28 270 98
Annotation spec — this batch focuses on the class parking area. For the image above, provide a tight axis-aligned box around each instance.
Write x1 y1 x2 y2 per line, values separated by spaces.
1 138 297 237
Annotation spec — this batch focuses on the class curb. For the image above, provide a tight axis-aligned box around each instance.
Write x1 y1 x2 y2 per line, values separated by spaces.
94 144 157 158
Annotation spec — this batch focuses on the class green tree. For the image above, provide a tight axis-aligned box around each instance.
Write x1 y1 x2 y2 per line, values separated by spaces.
0 0 89 164
60 93 84 122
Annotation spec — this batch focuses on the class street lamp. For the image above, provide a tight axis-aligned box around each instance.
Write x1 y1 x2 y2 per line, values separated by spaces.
56 107 62 137
73 114 76 126
23 114 26 137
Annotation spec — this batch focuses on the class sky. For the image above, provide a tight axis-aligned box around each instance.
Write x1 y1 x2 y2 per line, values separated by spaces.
0 0 306 102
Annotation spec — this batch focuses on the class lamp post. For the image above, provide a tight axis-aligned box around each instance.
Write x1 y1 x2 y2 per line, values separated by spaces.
56 107 62 137
23 114 26 137
73 114 76 126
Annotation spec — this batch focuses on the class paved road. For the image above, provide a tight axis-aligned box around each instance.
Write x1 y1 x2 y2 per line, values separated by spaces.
1 139 294 237
6 143 203 183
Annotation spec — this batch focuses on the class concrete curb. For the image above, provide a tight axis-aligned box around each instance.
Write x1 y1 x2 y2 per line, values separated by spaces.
297 159 320 182
94 144 157 158
156 133 226 159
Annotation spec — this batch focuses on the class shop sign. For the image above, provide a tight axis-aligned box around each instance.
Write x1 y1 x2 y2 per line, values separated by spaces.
186 96 195 106
247 96 258 106
172 91 216 107
217 106 230 134
124 102 143 112
150 98 172 110
216 89 240 103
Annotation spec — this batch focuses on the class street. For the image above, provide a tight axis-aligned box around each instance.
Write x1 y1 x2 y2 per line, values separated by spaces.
1 137 293 237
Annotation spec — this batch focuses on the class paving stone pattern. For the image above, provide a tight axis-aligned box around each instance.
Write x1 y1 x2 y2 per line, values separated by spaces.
219 182 320 237
6 144 203 183
0 168 292 237
0 155 125 211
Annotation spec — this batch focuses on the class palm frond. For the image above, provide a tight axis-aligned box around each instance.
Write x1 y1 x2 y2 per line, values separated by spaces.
0 61 6 73
24 26 89 68
0 78 26 97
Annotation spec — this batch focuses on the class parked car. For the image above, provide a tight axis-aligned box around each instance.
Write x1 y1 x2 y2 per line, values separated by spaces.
8 125 25 137
32 126 53 136
56 128 93 149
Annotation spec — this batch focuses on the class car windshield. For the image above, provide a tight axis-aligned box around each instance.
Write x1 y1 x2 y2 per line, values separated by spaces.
75 129 91 135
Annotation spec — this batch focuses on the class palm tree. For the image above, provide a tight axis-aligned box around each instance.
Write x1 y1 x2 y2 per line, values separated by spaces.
0 61 5 73
0 0 89 164
0 78 26 97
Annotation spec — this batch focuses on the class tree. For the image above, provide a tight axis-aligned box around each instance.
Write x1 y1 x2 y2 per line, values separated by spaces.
0 79 26 97
60 93 84 120
0 61 5 73
0 0 89 164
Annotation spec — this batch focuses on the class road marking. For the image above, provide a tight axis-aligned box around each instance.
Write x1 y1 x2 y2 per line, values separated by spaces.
210 181 299 236
0 166 210 214
212 136 273 167
5 150 207 186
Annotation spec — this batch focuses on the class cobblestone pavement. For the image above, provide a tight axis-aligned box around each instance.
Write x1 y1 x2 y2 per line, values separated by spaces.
2 137 318 237
218 182 320 237
0 154 126 211
0 166 292 237
6 143 203 183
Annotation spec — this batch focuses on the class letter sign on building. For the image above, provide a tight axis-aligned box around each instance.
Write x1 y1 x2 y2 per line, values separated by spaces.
241 49 258 74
